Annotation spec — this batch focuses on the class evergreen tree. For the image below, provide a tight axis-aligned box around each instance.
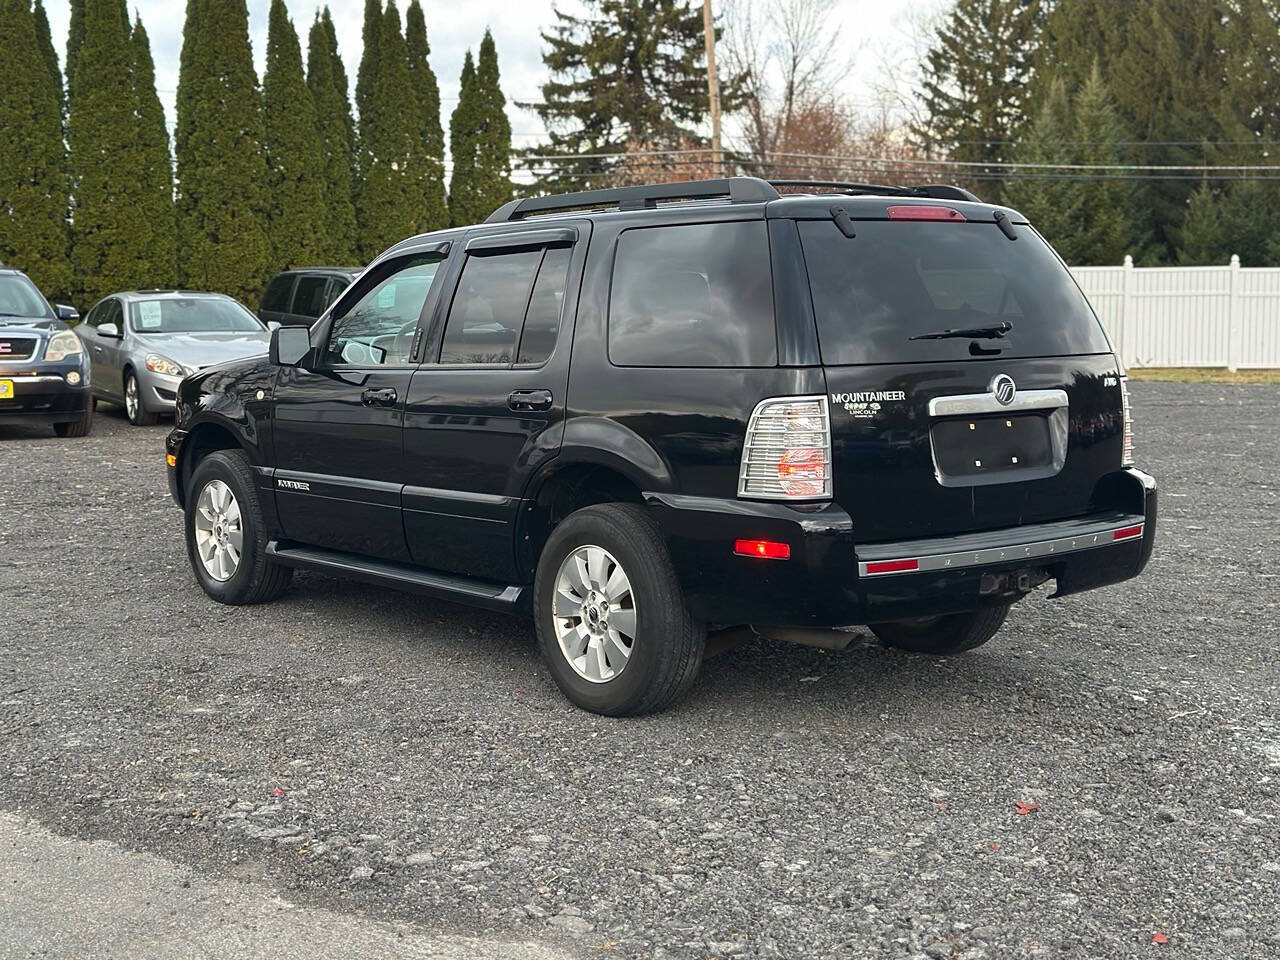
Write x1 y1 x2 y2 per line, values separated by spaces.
263 0 326 269
1178 181 1227 265
525 0 730 189
356 0 417 258
0 0 70 299
404 0 447 233
914 0 1044 202
320 7 356 175
355 0 381 160
32 0 62 119
449 52 479 225
459 31 512 224
1028 0 1128 113
130 15 177 289
174 0 271 305
307 12 358 263
1069 65 1130 265
1003 78 1081 261
66 0 85 99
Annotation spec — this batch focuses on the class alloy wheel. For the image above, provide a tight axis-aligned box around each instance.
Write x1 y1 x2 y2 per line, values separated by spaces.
552 544 637 683
193 479 243 582
125 376 140 422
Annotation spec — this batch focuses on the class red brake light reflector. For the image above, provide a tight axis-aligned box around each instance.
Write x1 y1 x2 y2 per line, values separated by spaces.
865 558 919 575
887 205 967 222
1113 524 1144 542
734 539 791 560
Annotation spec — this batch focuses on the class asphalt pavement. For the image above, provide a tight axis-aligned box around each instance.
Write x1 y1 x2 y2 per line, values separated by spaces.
1 383 1277 959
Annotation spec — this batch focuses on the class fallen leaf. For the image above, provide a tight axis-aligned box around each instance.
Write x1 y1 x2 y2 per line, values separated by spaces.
935 801 950 810
1015 801 1040 815
1152 932 1168 945
271 787 286 798
989 842 1000 851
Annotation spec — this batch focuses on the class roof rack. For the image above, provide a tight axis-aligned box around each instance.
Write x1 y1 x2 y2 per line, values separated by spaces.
768 179 982 203
485 176 781 223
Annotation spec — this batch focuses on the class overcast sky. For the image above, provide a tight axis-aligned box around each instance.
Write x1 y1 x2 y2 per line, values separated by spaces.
41 0 942 153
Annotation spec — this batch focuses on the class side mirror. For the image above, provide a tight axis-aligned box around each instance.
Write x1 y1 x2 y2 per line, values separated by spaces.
267 320 281 331
98 322 121 339
270 324 311 367
55 304 79 323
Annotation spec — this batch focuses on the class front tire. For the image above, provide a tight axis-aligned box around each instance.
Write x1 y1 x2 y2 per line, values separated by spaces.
54 402 93 437
533 503 705 716
871 604 1011 655
125 372 159 426
185 450 292 605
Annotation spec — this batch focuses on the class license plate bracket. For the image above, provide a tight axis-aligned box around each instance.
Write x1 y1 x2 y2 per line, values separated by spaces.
930 411 1066 487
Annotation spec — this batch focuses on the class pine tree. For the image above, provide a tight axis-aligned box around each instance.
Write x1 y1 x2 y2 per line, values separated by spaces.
355 0 382 174
356 0 417 258
1028 0 1129 113
1003 78 1081 261
130 15 176 288
1178 181 1227 265
914 0 1044 202
1069 65 1130 265
0 0 71 299
263 0 326 269
464 31 512 224
404 0 447 233
174 0 271 304
307 12 358 263
321 8 355 154
32 0 62 119
66 0 85 99
525 0 729 189
448 52 479 226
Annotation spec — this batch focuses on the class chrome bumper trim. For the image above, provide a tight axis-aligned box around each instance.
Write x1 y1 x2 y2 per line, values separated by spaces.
858 520 1144 578
928 388 1067 418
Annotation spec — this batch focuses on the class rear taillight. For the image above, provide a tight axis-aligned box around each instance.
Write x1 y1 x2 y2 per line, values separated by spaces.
1119 375 1134 466
887 205 967 222
738 396 832 500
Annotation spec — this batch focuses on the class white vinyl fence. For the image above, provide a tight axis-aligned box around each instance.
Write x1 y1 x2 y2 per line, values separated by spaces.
1070 256 1280 370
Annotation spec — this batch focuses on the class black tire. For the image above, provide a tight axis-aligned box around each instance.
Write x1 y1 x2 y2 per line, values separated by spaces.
125 372 159 426
185 450 292 605
53 402 93 437
533 503 705 716
871 604 1011 655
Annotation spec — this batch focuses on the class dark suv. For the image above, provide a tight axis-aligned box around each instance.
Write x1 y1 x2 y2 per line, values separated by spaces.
0 265 92 437
165 178 1157 715
259 267 360 327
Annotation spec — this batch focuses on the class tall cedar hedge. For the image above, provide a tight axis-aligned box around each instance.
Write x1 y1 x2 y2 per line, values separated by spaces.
0 0 71 299
174 0 271 305
405 0 448 234
263 0 327 269
449 33 512 226
307 10 358 264
130 15 177 290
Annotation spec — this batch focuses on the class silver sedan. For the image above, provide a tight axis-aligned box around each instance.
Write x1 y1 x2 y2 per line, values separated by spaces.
75 291 274 425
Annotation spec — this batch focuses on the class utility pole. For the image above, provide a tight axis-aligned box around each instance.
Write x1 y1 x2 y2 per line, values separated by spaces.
702 0 723 178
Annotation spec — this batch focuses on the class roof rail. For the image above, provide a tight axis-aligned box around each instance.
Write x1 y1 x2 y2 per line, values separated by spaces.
769 179 981 203
485 176 781 223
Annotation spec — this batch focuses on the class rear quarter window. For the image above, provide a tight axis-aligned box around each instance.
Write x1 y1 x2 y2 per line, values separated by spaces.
608 220 776 367
260 275 294 313
798 219 1111 365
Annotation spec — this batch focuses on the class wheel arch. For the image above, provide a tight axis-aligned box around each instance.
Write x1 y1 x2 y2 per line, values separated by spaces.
175 420 249 507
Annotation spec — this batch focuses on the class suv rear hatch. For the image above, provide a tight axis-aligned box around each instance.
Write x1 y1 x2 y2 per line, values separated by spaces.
797 207 1125 542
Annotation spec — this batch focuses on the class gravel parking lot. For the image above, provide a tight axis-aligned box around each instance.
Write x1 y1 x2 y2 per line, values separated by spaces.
2 383 1277 959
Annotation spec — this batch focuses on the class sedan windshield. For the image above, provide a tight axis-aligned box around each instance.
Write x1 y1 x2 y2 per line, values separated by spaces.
0 275 53 319
130 297 264 333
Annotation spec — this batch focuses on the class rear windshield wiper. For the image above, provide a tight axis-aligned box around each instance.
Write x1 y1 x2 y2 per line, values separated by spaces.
909 321 1013 341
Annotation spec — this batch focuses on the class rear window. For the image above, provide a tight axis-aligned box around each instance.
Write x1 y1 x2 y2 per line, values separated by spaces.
609 221 776 367
261 274 294 313
798 220 1111 365
291 275 330 318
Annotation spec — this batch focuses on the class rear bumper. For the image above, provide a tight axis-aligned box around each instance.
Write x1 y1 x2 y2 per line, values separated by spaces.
646 467 1157 627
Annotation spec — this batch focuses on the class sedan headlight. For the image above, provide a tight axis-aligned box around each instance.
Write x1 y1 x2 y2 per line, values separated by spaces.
44 330 82 362
145 353 187 377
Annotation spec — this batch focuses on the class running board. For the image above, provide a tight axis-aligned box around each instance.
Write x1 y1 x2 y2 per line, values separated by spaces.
265 542 525 614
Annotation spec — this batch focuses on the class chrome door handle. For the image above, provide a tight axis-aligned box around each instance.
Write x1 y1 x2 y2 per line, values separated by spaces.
361 387 398 407
507 389 553 412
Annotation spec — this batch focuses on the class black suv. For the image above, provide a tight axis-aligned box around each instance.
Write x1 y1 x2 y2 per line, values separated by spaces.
259 267 360 328
0 265 92 437
166 178 1157 715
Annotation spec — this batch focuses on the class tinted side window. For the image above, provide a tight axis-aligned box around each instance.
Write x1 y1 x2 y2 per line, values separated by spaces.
261 275 294 313
291 275 330 318
323 255 442 366
103 299 123 329
324 278 348 310
517 246 571 365
83 301 105 327
608 221 776 367
439 250 542 365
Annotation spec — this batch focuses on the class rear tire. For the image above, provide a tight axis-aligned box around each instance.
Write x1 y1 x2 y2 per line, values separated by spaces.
125 372 159 426
871 604 1011 655
185 450 292 605
533 503 705 716
54 402 93 437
